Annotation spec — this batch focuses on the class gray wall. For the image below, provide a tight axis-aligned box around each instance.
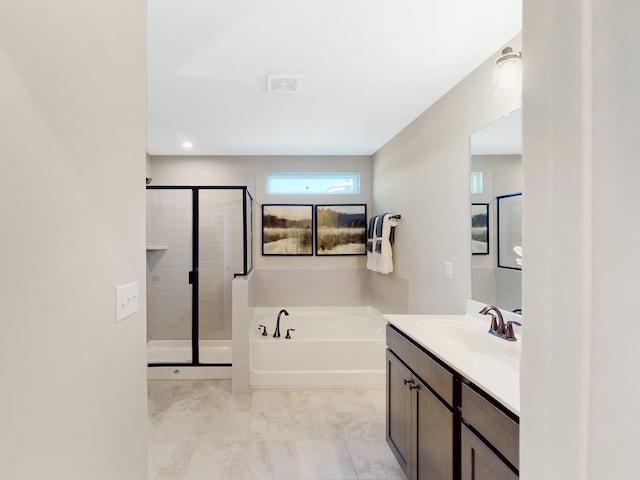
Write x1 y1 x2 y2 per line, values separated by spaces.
0 1 148 478
149 155 373 307
372 35 522 314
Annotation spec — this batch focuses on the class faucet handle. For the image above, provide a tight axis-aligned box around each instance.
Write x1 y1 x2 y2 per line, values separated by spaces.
505 321 522 341
285 328 295 339
258 324 268 336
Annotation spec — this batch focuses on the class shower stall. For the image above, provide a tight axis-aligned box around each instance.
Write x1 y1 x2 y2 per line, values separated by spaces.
145 186 252 375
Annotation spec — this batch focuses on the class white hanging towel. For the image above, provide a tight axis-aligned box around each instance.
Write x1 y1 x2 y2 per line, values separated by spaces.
366 215 380 271
367 213 398 273
376 213 398 273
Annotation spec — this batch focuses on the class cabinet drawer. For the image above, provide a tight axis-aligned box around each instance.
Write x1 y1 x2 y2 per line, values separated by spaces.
461 425 518 480
461 383 519 469
386 325 454 406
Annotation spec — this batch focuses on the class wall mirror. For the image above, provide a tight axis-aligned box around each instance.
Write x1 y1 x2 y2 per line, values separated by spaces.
470 108 522 313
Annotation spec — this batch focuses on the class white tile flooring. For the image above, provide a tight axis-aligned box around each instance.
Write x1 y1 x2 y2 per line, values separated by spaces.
148 380 405 480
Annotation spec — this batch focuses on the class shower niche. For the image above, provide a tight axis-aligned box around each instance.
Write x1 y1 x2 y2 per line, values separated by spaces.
146 186 253 369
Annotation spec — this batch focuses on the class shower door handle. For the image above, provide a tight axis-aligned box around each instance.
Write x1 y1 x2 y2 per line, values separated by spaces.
188 271 195 285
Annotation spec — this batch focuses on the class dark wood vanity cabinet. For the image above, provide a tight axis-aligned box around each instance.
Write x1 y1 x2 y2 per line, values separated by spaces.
460 383 519 480
461 425 518 480
386 326 454 480
386 324 520 480
386 349 412 475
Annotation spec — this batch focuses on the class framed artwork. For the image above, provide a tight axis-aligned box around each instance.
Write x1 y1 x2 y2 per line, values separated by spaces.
471 203 489 255
497 193 523 269
262 204 313 256
315 204 367 256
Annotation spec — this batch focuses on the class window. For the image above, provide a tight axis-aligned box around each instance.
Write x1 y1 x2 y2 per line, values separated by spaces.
266 172 360 195
470 171 484 194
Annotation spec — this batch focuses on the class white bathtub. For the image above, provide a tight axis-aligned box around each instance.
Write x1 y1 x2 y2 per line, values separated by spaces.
249 306 386 387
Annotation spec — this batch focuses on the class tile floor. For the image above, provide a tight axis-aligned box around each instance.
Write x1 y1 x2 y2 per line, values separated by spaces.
148 380 405 480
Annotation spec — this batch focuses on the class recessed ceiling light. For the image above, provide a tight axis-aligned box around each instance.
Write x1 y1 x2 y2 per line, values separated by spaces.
182 141 193 149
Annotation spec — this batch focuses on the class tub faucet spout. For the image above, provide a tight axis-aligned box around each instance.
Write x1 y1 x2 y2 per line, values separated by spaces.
273 309 289 338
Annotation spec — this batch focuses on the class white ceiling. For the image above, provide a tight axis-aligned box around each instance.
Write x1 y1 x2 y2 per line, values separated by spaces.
147 1 522 156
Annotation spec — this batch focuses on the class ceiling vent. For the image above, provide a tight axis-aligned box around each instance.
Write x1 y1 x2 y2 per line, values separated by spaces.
267 74 302 94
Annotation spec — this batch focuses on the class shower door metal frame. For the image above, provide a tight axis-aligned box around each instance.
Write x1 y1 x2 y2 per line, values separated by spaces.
146 185 253 367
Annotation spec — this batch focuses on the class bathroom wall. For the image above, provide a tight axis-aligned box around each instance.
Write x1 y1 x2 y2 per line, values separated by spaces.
0 1 147 478
149 155 373 307
372 35 522 314
521 1 640 478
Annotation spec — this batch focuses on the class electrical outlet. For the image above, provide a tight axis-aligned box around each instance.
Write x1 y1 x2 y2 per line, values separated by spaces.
115 282 138 323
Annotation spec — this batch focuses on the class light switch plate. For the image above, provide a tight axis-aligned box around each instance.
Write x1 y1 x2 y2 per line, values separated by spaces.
116 282 138 323
444 262 453 280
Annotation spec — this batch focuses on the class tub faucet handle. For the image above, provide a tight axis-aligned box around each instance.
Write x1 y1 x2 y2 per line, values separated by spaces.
258 324 268 336
285 328 295 339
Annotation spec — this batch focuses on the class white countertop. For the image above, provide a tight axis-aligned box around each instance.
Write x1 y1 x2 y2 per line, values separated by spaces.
384 306 521 416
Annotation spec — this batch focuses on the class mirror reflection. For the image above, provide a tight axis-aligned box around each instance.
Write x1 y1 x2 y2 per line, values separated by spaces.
497 192 522 270
470 108 522 312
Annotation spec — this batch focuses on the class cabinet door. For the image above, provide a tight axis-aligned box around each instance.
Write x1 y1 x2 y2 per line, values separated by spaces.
461 425 518 480
414 378 453 480
386 349 412 477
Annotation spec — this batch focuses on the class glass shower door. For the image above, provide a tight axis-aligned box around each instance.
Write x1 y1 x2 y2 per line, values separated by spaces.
146 189 193 364
197 189 244 364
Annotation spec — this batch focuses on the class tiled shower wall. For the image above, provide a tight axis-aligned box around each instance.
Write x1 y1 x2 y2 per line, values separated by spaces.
146 189 245 342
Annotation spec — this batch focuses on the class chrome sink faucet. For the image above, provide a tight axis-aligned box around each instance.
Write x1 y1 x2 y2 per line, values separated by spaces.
273 309 289 338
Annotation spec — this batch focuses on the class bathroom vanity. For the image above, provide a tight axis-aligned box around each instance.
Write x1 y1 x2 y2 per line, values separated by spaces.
385 307 520 480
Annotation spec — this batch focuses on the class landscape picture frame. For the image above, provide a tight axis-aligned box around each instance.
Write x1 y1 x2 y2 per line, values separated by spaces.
262 204 313 256
315 204 367 256
471 203 489 255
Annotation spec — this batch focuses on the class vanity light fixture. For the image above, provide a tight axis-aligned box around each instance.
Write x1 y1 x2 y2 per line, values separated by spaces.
493 47 522 97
